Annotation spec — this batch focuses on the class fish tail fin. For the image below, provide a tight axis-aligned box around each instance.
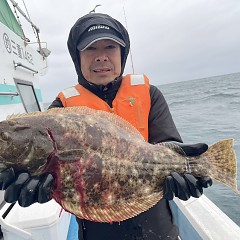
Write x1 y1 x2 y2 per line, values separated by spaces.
205 139 238 193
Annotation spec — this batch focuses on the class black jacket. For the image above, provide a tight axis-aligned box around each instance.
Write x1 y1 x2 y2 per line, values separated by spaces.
49 79 182 240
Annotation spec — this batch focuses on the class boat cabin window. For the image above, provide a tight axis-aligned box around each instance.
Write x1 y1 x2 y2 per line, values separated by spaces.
15 79 41 112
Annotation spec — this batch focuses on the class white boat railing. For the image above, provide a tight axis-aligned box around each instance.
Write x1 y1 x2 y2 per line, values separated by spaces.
170 195 240 240
0 92 19 96
13 61 38 74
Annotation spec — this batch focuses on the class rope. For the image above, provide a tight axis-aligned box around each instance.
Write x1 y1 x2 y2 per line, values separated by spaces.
11 2 26 40
21 0 41 50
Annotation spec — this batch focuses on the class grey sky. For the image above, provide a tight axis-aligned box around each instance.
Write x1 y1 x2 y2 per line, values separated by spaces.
16 0 240 102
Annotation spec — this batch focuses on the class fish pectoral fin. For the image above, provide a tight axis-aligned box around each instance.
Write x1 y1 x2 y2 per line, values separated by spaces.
57 149 84 161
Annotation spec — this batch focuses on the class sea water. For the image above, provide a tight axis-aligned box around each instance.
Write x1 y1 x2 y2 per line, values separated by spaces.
159 72 240 226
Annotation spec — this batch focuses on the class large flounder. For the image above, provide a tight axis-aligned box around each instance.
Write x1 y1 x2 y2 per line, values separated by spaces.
0 106 238 223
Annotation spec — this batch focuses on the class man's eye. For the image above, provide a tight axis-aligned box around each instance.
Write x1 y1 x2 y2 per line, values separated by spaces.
106 45 116 49
85 46 96 51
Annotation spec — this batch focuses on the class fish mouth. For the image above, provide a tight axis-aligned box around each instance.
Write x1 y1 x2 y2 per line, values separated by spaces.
2 140 32 167
0 138 11 157
0 160 8 173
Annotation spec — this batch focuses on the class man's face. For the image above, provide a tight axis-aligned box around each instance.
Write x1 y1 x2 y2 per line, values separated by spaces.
80 39 122 85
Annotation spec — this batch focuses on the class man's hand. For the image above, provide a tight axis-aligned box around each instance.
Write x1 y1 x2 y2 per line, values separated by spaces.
163 172 212 201
0 167 54 207
170 141 208 156
163 142 212 201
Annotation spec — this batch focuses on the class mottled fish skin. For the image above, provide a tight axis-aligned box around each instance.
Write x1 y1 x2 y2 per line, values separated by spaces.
0 107 238 222
0 119 54 174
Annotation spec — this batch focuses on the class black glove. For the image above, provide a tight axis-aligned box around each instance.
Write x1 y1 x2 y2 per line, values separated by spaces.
163 142 212 201
0 167 54 207
170 141 208 156
164 172 212 201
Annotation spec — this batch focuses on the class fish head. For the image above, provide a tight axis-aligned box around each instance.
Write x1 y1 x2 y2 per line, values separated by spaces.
0 119 54 174
0 120 31 168
0 120 30 152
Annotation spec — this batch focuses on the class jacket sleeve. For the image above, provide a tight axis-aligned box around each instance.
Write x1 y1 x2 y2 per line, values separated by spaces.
48 98 64 109
148 85 182 144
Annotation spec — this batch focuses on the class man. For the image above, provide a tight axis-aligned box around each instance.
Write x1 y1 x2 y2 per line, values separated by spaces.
0 13 212 239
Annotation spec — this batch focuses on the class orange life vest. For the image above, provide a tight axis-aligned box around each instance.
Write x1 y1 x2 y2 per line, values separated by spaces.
57 74 151 140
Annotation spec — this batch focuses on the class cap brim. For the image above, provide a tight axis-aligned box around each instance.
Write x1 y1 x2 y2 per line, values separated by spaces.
78 33 126 51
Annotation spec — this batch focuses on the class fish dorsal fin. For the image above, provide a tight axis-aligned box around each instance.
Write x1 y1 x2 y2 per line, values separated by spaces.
48 107 144 140
8 106 144 140
6 112 42 120
157 142 186 156
96 109 144 139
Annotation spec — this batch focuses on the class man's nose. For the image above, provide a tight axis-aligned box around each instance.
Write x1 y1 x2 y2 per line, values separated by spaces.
95 51 109 62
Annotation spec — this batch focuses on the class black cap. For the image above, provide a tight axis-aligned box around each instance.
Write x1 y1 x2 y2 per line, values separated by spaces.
77 25 126 51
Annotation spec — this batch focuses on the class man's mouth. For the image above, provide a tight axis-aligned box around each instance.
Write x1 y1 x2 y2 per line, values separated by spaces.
93 67 111 73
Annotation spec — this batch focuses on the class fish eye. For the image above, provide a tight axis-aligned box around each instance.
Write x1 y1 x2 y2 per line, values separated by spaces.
0 132 10 141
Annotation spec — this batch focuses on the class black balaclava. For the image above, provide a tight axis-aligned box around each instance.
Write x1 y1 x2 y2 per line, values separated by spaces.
67 13 130 85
